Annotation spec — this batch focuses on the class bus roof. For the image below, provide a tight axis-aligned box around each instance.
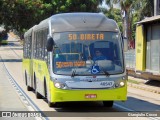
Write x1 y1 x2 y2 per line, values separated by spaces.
50 13 119 32
24 25 37 37
33 13 119 33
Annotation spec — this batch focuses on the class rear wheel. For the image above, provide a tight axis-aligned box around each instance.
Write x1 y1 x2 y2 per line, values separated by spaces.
103 101 114 107
27 86 32 91
35 91 42 99
25 72 32 91
48 101 57 107
34 75 42 99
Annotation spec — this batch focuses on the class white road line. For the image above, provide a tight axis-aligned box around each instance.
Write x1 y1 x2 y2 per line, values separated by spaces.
114 103 134 111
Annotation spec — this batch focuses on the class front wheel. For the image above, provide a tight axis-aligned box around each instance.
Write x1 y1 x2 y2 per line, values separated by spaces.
44 80 57 107
103 101 114 107
48 101 57 107
27 86 32 91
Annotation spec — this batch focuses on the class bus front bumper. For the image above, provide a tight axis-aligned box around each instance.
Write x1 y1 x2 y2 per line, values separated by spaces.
50 86 127 102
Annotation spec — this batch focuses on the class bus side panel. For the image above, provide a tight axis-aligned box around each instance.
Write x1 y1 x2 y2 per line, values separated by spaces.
32 59 50 96
23 58 32 86
49 82 127 102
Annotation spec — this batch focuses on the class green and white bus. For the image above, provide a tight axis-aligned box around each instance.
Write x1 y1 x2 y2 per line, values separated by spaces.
23 13 128 107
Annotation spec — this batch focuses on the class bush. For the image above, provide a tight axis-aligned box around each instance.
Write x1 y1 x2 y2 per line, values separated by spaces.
0 40 8 45
0 30 8 41
0 30 8 45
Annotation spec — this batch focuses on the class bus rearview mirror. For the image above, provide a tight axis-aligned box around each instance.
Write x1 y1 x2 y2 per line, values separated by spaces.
47 37 54 52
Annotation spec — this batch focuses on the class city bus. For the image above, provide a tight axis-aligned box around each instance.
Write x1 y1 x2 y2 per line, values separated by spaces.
23 13 128 107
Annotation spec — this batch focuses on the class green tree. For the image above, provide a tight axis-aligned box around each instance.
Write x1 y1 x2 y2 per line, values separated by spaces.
105 8 123 32
105 0 154 41
0 0 48 34
0 0 103 36
106 0 133 41
133 0 154 21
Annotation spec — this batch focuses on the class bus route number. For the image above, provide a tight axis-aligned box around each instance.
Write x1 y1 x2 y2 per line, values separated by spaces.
68 33 104 40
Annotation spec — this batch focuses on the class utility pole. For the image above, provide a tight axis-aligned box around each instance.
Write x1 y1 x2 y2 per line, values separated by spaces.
154 0 160 16
121 10 128 39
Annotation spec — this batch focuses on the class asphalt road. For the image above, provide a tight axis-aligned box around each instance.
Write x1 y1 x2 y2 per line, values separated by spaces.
0 34 159 120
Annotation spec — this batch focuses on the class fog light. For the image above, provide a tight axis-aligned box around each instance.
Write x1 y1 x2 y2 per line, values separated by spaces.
120 82 125 86
115 83 119 87
54 82 65 89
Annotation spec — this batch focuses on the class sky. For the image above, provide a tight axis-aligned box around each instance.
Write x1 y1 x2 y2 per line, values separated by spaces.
101 0 120 9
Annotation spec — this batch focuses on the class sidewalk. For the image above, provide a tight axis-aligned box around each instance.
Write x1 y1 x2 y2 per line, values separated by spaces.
128 76 160 94
0 61 28 111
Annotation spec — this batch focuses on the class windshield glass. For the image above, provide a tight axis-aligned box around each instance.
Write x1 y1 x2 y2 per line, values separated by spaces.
52 31 124 75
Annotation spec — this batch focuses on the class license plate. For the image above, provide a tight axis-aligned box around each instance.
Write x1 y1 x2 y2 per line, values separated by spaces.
85 94 97 99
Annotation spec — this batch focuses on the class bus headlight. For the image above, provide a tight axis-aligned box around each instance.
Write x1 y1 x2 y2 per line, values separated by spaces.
120 81 125 87
54 82 66 89
115 81 125 88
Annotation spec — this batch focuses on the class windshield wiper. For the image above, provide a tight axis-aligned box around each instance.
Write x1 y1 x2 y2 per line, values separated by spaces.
101 67 110 77
103 70 110 77
71 69 77 77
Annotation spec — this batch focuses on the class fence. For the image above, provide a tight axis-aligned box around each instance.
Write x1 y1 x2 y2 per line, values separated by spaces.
124 49 135 69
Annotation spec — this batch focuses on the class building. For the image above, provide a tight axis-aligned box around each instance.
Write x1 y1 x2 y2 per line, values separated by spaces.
135 15 160 80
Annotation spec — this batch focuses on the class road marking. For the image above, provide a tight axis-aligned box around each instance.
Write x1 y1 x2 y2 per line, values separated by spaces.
114 103 134 111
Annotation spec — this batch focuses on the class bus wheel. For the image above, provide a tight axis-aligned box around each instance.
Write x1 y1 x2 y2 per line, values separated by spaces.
25 72 32 91
27 86 32 91
48 101 57 107
35 91 42 99
103 101 114 107
34 76 42 99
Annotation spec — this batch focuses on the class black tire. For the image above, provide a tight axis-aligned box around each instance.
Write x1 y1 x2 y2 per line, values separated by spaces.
44 78 57 107
48 101 57 107
27 86 32 91
44 79 47 99
103 101 114 107
45 82 57 107
34 74 42 99
33 74 36 90
25 72 27 86
35 91 42 99
25 72 32 91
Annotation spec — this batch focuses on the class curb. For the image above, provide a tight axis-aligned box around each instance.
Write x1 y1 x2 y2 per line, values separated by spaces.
127 82 160 94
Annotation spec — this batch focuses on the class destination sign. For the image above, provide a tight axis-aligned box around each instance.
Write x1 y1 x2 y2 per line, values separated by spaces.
68 33 104 40
56 61 86 68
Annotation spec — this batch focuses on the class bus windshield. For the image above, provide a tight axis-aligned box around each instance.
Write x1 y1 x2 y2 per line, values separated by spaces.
52 31 124 75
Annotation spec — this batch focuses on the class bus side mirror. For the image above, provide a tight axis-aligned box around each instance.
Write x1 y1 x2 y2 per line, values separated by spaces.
47 37 54 52
123 37 128 52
